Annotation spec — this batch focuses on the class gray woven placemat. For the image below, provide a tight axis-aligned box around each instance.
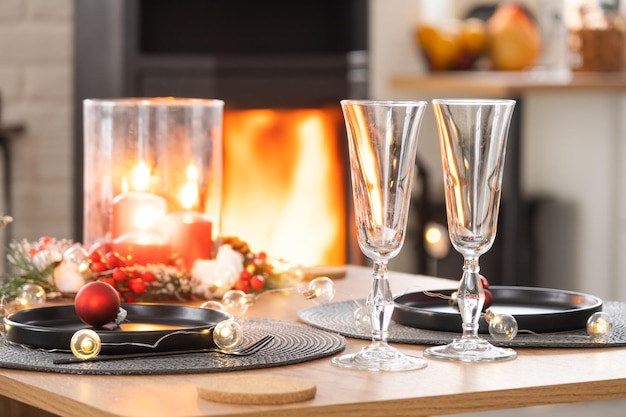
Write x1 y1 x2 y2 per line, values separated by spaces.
298 300 626 348
0 318 345 375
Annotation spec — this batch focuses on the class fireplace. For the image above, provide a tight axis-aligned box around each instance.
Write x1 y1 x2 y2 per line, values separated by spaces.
74 0 368 266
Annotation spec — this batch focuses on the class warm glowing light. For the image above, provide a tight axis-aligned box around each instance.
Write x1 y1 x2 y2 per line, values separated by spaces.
425 226 443 245
129 161 152 192
180 163 200 210
424 222 451 259
111 192 167 239
133 205 165 230
222 108 346 266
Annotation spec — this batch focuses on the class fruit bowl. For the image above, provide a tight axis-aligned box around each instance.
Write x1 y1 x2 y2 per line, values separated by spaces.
414 3 542 72
414 18 487 72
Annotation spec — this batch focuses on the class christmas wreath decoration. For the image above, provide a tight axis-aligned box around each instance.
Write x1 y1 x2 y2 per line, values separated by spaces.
0 231 302 303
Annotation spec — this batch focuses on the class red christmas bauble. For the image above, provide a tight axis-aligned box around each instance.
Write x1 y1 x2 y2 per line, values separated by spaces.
483 289 493 312
74 281 121 327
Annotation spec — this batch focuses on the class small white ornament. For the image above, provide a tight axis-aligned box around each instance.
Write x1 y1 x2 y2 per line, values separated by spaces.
191 259 237 299
54 262 86 293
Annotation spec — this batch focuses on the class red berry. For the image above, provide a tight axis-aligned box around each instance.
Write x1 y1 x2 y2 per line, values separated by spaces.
91 261 108 273
142 270 155 283
483 289 493 311
128 278 146 294
240 269 252 282
112 267 127 282
74 281 121 327
234 279 250 293
249 275 265 291
257 251 267 261
88 250 104 263
104 251 124 268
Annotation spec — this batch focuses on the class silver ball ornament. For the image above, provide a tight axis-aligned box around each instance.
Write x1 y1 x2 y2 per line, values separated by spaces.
303 276 335 304
16 284 46 309
587 311 614 343
212 319 243 350
485 310 518 342
352 304 371 333
63 246 91 272
70 329 102 360
221 290 250 317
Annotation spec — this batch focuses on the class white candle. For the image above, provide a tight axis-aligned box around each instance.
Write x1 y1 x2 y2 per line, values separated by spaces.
111 192 167 239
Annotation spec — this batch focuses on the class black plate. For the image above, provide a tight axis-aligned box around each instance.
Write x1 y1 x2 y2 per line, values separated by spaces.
393 286 603 333
4 303 230 354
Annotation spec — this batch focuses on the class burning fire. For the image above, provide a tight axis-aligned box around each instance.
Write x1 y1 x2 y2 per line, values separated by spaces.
222 108 347 266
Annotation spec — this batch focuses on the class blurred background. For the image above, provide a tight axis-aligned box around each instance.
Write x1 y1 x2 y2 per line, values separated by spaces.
0 0 624 304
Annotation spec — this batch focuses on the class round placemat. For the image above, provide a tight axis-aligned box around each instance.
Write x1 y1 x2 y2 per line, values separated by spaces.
298 300 626 348
0 319 345 375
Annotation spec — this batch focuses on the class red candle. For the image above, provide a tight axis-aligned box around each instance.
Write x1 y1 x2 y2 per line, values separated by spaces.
111 192 167 239
112 232 169 266
158 212 212 271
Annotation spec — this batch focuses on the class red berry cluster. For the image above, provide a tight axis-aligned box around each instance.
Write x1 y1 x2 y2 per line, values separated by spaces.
87 243 156 302
232 251 273 294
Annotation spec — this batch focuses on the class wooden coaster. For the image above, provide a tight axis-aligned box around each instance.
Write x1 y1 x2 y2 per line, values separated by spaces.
197 374 316 405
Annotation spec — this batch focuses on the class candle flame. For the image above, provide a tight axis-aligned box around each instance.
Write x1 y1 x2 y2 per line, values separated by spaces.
122 161 152 193
180 163 200 210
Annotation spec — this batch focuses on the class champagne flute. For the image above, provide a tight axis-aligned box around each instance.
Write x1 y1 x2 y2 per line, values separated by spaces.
332 100 428 371
425 98 517 362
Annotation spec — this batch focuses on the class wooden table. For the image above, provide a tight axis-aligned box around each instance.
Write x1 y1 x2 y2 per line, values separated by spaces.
2 265 626 417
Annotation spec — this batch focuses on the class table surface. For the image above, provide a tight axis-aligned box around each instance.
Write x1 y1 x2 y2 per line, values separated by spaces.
2 265 626 417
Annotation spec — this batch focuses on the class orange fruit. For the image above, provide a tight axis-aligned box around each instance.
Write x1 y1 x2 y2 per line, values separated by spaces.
460 18 488 55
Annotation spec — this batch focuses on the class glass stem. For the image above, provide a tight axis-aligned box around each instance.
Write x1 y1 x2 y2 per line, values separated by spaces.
368 260 393 345
458 256 484 339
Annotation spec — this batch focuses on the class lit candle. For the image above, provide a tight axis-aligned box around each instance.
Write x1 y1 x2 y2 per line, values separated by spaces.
157 163 213 271
111 192 167 239
158 212 212 270
111 161 167 239
112 232 169 266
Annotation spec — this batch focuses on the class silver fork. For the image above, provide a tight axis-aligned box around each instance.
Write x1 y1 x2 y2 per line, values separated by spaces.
52 335 274 364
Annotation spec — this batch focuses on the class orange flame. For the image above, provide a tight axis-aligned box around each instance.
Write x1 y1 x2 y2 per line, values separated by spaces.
180 163 200 210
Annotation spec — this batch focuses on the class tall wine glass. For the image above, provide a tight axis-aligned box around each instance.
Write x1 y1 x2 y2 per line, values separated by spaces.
425 98 517 362
332 100 428 371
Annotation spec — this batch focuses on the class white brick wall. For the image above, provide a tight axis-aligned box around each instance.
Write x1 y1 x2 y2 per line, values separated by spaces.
0 0 74 250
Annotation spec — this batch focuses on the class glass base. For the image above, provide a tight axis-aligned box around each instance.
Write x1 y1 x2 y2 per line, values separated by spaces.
424 337 517 362
331 343 428 371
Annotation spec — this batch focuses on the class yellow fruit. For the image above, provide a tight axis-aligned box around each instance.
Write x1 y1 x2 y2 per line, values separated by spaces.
428 30 462 71
415 23 438 50
460 18 488 56
487 3 542 71
415 22 462 71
